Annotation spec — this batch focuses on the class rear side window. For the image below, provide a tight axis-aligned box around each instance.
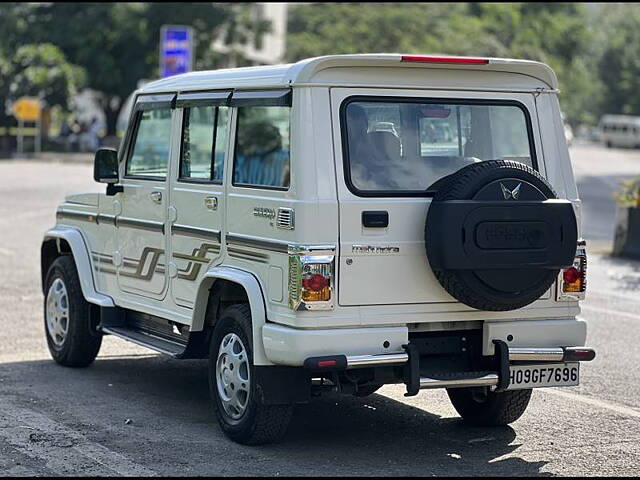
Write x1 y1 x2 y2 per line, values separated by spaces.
342 98 535 195
233 106 290 189
126 108 172 178
180 106 230 182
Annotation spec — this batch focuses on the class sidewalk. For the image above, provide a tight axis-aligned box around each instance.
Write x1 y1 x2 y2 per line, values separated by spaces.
0 151 93 163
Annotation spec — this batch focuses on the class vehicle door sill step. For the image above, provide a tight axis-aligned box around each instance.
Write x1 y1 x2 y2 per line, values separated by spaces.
100 326 187 358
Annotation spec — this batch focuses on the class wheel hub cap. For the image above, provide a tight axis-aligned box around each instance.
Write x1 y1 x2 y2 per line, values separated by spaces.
46 278 69 347
215 333 250 420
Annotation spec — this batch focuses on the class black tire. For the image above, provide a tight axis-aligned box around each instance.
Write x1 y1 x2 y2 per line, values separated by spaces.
447 387 532 426
208 304 293 445
426 160 568 311
44 255 102 367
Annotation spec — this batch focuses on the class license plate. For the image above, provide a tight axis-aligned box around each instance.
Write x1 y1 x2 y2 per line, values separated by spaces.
507 363 579 390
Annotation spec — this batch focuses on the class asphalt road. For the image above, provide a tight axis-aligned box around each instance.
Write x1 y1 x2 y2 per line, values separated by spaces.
0 142 639 476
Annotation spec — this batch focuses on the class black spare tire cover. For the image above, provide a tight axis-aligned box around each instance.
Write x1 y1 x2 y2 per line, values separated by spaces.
425 160 578 311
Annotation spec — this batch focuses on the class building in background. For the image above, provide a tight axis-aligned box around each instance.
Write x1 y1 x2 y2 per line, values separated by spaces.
212 3 288 67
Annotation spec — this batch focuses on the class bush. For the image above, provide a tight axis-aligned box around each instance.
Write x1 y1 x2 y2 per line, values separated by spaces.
615 177 640 208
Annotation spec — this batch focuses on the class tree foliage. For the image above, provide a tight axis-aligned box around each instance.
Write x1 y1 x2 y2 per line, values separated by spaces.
287 3 603 126
3 2 640 134
597 4 640 117
0 2 270 134
9 44 86 109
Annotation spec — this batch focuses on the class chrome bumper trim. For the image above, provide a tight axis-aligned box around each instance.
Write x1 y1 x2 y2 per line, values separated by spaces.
419 374 499 389
508 347 565 362
346 353 409 367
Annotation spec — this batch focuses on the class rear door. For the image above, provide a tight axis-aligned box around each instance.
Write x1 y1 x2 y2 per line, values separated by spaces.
330 88 544 306
167 91 231 308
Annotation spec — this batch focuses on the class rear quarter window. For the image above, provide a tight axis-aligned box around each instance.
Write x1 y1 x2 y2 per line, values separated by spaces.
233 106 291 190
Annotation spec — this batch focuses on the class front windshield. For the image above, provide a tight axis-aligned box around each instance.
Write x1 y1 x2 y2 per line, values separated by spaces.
343 99 534 194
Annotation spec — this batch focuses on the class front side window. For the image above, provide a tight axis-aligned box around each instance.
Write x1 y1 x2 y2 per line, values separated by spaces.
343 99 535 195
180 106 229 182
233 106 290 189
126 108 172 178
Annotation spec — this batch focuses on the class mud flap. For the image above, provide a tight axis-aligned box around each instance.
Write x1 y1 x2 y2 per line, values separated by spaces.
403 343 421 397
254 366 311 405
493 339 511 392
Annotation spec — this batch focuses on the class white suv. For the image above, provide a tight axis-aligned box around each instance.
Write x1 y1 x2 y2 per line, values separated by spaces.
42 54 595 445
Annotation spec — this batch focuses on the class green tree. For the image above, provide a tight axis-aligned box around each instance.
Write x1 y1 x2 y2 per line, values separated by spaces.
287 2 599 126
8 44 86 109
469 3 601 126
287 3 483 60
597 4 640 118
14 3 270 135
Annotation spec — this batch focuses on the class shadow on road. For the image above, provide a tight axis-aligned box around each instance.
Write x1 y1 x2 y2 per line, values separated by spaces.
0 355 551 476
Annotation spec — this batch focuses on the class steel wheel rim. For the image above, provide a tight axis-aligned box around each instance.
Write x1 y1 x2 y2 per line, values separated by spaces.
46 278 69 348
215 333 250 420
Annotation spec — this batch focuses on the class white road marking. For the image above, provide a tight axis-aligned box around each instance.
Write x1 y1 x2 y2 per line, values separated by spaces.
545 388 640 419
581 304 640 321
0 398 157 477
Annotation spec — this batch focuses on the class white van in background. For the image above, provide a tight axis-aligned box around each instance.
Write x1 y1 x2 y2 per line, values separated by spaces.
599 114 640 148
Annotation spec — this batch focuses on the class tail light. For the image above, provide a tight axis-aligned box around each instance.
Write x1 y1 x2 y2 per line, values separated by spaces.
288 246 335 311
557 240 587 301
401 55 489 65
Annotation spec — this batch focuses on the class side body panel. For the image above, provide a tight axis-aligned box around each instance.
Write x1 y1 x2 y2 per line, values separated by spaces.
220 87 340 327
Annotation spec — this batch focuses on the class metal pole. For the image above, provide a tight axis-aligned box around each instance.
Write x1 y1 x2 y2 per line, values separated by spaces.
35 118 41 154
17 119 23 156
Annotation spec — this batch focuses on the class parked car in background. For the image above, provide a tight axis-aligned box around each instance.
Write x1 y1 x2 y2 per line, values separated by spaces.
599 114 640 148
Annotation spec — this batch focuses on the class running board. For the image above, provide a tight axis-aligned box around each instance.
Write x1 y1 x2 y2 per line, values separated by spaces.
100 326 188 358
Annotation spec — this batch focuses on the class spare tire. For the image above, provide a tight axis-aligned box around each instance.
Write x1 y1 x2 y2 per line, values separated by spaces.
425 160 578 311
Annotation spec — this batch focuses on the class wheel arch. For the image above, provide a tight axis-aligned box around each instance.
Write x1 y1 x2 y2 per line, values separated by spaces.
193 266 273 366
41 227 115 307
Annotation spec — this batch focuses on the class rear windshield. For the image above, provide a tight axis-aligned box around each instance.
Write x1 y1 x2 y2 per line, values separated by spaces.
342 98 535 195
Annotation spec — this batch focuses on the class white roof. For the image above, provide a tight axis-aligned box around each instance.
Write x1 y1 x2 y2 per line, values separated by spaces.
139 54 558 94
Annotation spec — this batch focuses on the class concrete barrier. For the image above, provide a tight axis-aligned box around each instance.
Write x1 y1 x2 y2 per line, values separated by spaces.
613 206 640 260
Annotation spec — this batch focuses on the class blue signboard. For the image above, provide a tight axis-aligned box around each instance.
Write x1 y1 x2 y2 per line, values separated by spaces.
160 25 193 78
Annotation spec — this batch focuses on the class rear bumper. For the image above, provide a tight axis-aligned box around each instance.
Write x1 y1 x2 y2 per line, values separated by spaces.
262 323 408 366
262 317 588 366
304 345 595 393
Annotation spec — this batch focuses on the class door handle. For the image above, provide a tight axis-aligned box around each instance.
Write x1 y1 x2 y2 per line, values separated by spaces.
150 191 162 204
204 196 218 211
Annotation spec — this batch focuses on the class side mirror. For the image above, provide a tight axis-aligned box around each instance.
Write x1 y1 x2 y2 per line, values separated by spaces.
93 148 122 195
94 148 119 183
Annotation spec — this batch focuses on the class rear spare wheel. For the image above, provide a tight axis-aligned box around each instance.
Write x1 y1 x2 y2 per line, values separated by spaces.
425 160 578 311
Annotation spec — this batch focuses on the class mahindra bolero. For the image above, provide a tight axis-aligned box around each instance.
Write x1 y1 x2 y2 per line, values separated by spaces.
41 54 595 445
